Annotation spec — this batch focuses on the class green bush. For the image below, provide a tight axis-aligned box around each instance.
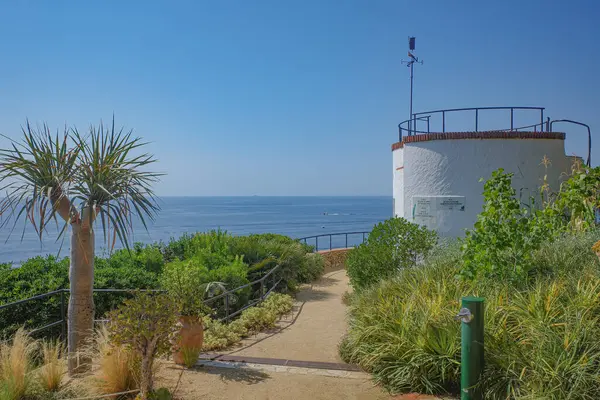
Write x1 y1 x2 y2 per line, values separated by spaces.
261 293 294 316
104 244 165 274
460 169 555 282
202 293 294 351
230 233 320 287
94 260 161 318
0 248 162 337
238 307 277 334
107 292 178 400
343 233 600 398
0 257 69 338
552 164 600 232
0 230 310 339
161 230 233 263
202 317 245 351
346 217 437 291
160 259 212 316
297 253 324 283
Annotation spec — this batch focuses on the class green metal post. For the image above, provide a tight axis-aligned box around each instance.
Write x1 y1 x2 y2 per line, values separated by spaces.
461 296 484 400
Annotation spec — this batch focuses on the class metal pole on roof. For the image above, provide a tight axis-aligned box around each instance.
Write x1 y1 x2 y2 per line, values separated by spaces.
402 37 423 136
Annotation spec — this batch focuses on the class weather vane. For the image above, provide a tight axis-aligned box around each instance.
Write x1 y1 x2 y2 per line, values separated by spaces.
401 37 423 136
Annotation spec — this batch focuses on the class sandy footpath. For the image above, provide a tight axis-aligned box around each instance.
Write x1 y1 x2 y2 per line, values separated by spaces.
227 268 351 363
159 364 389 400
155 269 449 399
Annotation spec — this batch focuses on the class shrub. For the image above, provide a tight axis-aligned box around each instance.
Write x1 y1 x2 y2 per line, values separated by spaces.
320 248 351 271
103 244 165 275
144 387 173 400
202 293 293 351
346 217 437 291
202 318 245 351
552 164 600 232
238 307 277 334
207 255 251 311
0 253 160 338
0 257 69 338
230 234 317 287
296 253 324 283
94 262 161 319
0 328 37 400
160 259 212 316
37 340 66 393
460 169 555 282
461 166 600 283
159 233 195 262
162 230 233 263
344 234 600 398
261 293 294 316
107 293 178 400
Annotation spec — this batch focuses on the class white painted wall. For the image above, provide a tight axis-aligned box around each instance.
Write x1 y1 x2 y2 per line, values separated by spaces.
392 138 571 237
392 147 404 218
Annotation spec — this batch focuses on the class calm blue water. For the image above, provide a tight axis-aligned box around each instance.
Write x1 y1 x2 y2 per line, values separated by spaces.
0 196 391 264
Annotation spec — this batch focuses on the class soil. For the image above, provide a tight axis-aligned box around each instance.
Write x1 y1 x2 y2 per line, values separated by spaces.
158 363 390 400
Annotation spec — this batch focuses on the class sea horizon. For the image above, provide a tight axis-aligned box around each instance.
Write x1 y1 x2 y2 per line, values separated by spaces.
0 196 391 264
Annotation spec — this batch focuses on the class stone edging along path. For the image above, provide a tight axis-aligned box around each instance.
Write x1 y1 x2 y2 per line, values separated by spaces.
198 354 361 372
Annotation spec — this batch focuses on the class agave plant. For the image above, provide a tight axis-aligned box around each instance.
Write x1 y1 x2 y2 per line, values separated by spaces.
0 119 161 374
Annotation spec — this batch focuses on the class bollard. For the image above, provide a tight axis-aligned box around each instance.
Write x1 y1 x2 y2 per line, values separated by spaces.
456 296 484 400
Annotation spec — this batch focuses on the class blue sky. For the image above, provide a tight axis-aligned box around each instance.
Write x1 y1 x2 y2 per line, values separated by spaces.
0 0 598 196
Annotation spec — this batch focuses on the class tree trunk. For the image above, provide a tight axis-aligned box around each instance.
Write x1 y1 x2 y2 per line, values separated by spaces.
67 222 95 375
139 354 154 400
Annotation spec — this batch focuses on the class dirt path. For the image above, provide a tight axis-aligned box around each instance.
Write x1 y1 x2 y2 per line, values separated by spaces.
157 270 394 399
226 268 351 362
160 364 389 400
158 269 447 399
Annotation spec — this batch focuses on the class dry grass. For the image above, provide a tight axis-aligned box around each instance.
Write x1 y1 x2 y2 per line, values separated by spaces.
86 326 139 397
319 248 351 272
0 328 37 400
38 340 66 392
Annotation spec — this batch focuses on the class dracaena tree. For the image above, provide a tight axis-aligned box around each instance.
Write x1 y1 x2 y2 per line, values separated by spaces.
0 120 161 374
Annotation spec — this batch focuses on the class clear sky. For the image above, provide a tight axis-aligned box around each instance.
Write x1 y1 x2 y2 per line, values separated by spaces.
0 1 598 196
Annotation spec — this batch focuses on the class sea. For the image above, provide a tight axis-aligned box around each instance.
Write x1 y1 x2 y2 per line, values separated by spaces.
0 196 391 264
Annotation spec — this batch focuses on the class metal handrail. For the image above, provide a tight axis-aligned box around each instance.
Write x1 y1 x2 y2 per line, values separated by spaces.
0 263 282 338
297 231 370 252
397 106 546 140
550 119 592 167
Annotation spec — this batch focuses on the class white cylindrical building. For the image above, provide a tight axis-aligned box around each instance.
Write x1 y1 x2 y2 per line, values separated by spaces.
392 131 572 237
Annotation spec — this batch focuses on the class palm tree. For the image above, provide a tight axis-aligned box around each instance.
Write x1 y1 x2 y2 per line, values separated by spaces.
0 119 161 374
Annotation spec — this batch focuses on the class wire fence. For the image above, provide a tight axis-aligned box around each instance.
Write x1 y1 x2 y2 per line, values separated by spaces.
0 230 372 342
0 264 282 341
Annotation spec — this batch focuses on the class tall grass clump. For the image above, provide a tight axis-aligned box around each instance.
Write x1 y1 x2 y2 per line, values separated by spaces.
342 242 465 394
88 327 139 397
343 233 600 398
0 328 37 400
38 340 66 393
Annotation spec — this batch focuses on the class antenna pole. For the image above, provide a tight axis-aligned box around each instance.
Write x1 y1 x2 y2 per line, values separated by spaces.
409 60 414 136
402 36 422 136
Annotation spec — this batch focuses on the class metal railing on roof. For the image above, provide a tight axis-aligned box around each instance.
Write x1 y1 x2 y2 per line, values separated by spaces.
398 106 547 141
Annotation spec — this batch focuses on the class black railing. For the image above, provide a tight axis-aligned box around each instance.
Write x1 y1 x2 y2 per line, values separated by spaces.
550 119 592 167
0 264 281 341
297 231 370 252
398 106 547 141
